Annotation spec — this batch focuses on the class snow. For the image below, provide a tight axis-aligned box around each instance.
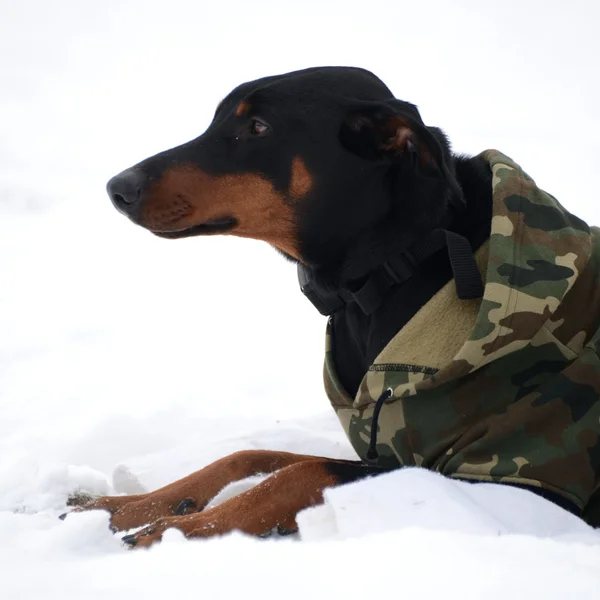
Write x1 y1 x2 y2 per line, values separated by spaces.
300 468 599 541
2 0 600 598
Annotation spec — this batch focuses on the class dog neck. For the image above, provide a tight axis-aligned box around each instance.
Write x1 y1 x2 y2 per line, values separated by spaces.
299 226 483 317
313 154 493 397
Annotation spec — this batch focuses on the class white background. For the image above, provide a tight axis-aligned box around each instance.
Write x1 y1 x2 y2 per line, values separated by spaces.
2 1 600 598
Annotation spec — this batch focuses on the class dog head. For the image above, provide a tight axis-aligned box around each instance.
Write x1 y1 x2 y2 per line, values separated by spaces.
107 66 462 267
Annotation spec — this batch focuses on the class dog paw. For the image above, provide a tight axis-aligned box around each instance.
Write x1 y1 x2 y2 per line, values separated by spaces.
59 493 203 532
59 495 151 530
59 492 106 520
121 517 176 548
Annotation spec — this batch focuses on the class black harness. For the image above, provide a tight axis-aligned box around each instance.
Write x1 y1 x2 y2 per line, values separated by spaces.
298 228 484 316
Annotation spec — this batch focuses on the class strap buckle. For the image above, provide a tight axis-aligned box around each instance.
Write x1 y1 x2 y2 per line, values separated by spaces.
298 264 343 316
382 250 418 285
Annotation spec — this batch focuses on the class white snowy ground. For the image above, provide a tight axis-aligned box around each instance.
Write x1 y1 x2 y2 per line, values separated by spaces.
2 1 600 598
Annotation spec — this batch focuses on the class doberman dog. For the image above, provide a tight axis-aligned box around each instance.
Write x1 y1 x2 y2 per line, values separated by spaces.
82 66 497 547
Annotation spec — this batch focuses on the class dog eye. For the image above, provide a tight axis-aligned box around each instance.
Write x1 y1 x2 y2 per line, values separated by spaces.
250 119 269 135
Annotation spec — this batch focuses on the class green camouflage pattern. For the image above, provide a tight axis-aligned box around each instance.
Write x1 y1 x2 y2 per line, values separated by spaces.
324 150 600 512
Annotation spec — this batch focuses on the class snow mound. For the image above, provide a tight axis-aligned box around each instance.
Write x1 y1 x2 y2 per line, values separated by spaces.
299 468 600 544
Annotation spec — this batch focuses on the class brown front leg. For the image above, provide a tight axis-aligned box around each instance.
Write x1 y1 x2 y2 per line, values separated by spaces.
124 459 385 547
71 450 322 531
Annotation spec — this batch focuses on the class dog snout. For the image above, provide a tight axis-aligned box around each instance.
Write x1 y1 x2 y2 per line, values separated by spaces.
106 169 148 217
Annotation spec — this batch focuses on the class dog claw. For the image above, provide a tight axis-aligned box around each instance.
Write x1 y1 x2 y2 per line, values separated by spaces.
58 512 68 521
66 492 98 507
121 534 137 547
276 525 298 536
174 498 197 515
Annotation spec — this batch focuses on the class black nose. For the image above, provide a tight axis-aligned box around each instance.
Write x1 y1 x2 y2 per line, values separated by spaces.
106 169 148 216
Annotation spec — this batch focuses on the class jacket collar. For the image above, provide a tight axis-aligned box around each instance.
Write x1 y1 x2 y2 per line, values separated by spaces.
326 150 593 404
446 150 592 376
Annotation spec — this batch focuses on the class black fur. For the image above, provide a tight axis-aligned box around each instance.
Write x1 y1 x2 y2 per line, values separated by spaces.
106 66 492 397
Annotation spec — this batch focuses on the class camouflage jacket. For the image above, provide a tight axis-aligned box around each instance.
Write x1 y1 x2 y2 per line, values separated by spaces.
324 150 600 514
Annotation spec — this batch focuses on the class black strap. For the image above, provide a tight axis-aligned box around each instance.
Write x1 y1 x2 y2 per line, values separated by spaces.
298 229 483 316
365 387 393 462
445 231 484 300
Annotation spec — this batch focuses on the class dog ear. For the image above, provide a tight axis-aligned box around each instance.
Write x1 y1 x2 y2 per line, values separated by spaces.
339 100 462 200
